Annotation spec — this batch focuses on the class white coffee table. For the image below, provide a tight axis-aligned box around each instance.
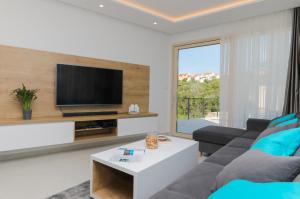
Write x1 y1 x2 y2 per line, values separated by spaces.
90 136 198 199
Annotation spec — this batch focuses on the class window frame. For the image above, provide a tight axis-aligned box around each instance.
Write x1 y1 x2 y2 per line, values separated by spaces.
171 38 221 138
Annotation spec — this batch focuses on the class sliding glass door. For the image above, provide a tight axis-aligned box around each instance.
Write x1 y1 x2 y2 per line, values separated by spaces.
174 41 220 135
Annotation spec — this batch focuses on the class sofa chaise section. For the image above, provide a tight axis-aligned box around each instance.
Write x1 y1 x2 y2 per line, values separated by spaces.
193 118 270 154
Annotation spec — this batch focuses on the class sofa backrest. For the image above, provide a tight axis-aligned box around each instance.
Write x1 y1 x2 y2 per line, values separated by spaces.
294 147 300 182
294 147 300 156
294 174 300 182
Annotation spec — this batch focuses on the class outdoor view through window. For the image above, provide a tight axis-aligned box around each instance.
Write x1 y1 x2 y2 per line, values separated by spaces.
177 44 220 134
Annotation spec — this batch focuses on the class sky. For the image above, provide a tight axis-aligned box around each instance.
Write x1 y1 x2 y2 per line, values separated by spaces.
178 44 220 74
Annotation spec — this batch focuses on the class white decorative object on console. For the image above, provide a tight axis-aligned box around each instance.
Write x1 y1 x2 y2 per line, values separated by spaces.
128 104 140 114
134 104 140 113
128 104 135 113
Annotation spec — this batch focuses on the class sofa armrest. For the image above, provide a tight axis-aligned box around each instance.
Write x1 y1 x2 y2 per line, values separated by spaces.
246 118 271 132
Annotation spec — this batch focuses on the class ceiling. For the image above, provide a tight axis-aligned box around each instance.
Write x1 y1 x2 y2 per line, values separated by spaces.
124 0 241 17
58 0 300 34
116 0 256 22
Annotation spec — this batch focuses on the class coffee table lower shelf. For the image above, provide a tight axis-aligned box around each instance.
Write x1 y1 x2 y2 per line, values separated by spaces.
91 161 133 199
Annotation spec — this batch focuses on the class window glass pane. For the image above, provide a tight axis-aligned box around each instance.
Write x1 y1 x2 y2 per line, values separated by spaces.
177 44 220 134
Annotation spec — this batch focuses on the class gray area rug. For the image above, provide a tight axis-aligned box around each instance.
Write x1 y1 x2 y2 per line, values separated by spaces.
47 181 91 199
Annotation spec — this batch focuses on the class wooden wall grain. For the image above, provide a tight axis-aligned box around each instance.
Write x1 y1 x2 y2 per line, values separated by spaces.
0 45 149 119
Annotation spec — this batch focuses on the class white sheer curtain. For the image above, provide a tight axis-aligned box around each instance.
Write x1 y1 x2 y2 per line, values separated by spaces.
220 11 293 128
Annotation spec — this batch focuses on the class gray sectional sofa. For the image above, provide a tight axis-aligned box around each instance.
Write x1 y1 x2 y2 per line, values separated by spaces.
192 118 271 154
150 118 300 199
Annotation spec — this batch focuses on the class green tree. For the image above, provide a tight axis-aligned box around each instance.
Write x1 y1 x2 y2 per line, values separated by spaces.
177 78 220 119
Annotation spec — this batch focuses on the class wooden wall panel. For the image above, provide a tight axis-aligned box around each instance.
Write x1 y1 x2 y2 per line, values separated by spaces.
0 45 149 119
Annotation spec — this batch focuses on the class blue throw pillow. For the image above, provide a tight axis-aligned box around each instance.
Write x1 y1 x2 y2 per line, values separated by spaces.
251 127 300 156
276 118 299 127
269 113 297 127
209 180 300 199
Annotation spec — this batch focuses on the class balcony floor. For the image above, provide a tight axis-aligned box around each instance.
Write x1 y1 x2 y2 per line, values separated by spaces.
177 118 219 134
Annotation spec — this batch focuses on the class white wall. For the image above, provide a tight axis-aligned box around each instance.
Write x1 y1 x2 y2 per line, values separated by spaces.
0 0 171 132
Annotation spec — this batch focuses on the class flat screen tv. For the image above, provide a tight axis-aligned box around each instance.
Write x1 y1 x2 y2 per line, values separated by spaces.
56 64 123 106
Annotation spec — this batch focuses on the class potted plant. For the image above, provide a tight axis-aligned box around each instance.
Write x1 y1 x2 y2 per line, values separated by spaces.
11 84 38 120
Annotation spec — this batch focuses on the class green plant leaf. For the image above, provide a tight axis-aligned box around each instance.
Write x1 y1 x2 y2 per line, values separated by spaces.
11 83 38 110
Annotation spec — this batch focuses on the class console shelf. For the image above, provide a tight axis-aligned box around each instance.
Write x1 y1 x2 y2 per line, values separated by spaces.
75 129 117 141
74 120 117 141
0 112 158 152
0 112 158 125
75 127 104 132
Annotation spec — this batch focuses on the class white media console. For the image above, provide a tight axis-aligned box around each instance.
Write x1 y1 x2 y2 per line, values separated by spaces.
0 113 158 152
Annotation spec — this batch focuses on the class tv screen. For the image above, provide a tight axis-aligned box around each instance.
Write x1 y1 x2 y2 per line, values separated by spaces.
56 64 123 106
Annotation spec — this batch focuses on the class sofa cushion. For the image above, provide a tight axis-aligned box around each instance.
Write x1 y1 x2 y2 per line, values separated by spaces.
251 127 300 156
214 150 300 190
150 162 224 199
205 145 248 166
210 180 300 199
275 118 299 127
226 138 254 149
239 130 261 139
252 122 300 146
268 113 297 128
193 126 246 145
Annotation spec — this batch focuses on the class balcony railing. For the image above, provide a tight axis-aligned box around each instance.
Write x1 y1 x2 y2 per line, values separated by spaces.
177 97 219 120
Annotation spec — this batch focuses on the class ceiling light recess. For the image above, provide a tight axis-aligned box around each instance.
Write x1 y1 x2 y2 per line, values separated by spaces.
116 0 258 23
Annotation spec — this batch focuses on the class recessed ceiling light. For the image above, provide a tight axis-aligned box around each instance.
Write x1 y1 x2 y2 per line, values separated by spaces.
99 4 104 8
153 22 158 25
